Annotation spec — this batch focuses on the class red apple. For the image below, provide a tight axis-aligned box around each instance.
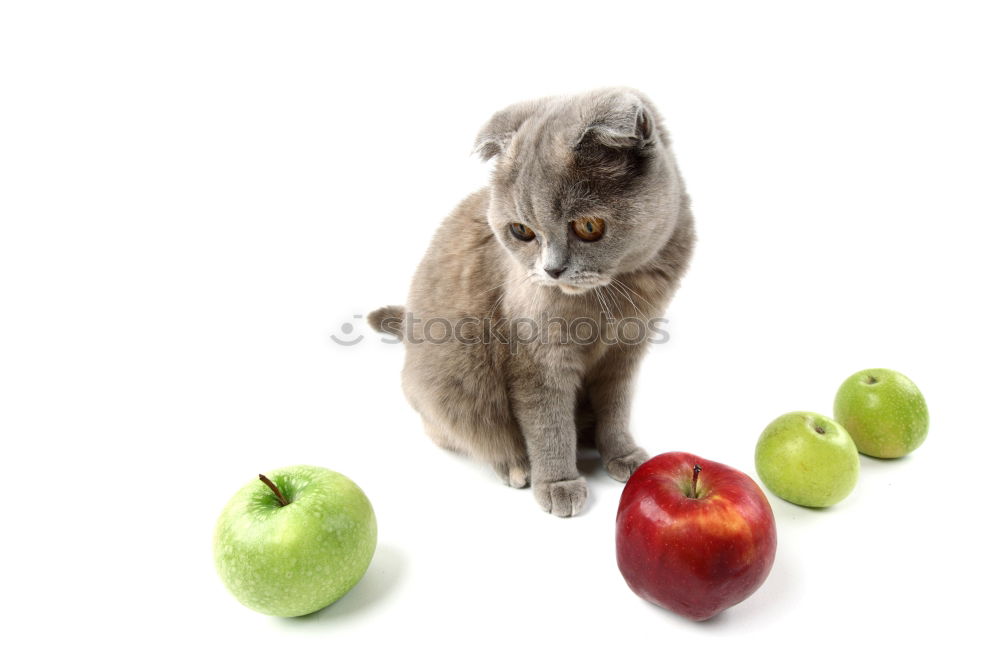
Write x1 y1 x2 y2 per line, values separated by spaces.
616 452 777 621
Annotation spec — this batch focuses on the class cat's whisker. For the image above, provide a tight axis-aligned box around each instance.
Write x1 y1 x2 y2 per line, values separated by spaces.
607 280 641 316
475 274 527 299
474 282 502 298
613 278 656 311
594 286 615 322
603 285 624 320
487 293 504 320
597 286 613 319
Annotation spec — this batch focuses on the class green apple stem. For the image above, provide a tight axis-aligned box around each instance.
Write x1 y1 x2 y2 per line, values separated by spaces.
259 474 290 507
691 464 702 498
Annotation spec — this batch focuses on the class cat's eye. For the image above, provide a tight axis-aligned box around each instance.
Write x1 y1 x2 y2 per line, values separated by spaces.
572 216 606 242
509 223 536 242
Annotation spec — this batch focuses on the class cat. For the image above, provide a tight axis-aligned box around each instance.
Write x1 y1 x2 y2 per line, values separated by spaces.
369 88 695 517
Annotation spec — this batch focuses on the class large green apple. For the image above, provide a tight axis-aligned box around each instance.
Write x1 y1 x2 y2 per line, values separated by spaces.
755 412 860 508
834 368 929 459
213 465 377 617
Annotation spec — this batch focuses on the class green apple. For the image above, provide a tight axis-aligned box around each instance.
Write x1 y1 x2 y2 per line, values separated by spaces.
755 412 860 508
213 465 377 617
834 368 929 459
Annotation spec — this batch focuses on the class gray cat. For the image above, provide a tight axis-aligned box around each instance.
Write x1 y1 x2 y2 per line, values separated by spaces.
369 88 694 517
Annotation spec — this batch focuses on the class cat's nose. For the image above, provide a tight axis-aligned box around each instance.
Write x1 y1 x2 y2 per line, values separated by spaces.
545 266 567 279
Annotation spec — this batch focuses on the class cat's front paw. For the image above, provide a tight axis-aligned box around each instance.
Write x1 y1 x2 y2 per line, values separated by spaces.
604 447 649 482
493 459 531 489
533 477 588 517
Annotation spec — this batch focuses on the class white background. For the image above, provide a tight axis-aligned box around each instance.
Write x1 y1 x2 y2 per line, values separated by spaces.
2 1 998 663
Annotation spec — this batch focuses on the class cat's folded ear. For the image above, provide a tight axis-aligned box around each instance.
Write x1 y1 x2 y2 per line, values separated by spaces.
575 91 657 151
474 98 548 161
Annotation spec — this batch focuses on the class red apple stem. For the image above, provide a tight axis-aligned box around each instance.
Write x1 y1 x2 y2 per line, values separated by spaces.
691 464 702 498
259 474 290 506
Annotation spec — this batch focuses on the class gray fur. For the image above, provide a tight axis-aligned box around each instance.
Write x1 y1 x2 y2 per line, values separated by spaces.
368 305 404 338
372 88 695 517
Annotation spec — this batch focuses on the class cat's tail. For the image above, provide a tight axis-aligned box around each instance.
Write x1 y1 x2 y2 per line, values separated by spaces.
367 305 405 339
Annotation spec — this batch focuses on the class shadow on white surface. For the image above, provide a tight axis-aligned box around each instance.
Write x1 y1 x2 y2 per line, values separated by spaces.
287 543 406 625
576 446 604 477
766 487 851 524
858 452 914 469
707 541 800 630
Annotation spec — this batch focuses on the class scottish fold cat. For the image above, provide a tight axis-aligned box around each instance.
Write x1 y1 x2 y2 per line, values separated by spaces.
370 88 695 516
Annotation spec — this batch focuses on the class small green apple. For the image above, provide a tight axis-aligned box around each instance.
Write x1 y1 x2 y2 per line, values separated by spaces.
213 465 377 617
834 368 929 459
755 412 860 508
